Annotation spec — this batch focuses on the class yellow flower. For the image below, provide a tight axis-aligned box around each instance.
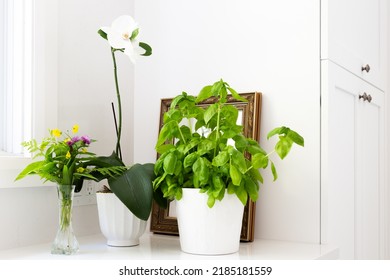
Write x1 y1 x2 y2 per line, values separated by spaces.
72 124 79 134
82 148 88 153
64 138 71 143
77 167 85 173
52 128 62 137
66 151 71 159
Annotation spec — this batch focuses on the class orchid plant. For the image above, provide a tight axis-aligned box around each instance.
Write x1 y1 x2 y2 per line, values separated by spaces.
91 15 158 221
98 15 152 159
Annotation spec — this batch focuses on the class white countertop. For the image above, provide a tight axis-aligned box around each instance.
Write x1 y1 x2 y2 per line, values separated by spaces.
0 233 338 260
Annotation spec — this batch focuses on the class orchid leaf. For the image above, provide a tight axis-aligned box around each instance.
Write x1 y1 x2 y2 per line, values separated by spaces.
97 29 107 40
108 163 155 221
139 42 152 56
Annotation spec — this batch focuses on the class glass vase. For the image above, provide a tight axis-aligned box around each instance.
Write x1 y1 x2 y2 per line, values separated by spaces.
51 184 79 255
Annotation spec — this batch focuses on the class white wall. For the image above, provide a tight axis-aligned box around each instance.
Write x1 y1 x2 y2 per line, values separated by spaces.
387 2 390 260
134 0 321 243
0 0 135 250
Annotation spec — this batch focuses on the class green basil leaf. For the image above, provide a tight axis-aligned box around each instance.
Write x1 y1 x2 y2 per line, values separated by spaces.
229 164 242 186
163 152 178 175
267 126 289 140
227 87 247 102
252 152 269 169
212 151 229 167
275 136 293 159
196 85 213 103
193 158 209 185
244 176 259 202
204 103 218 124
231 149 247 173
183 153 199 168
235 183 248 206
287 129 305 147
207 195 216 208
197 139 215 155
249 167 263 184
271 161 278 181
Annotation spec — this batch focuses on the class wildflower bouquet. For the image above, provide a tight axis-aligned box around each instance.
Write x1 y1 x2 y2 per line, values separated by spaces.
15 125 124 186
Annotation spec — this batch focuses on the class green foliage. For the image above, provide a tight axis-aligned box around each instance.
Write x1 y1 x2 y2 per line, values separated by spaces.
154 79 304 208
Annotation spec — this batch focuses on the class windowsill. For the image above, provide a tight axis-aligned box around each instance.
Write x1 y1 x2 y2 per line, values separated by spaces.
0 233 339 260
0 156 55 188
0 169 54 188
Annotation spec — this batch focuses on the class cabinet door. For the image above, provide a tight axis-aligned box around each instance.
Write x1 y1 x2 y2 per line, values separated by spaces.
321 0 386 89
355 80 386 259
321 61 385 259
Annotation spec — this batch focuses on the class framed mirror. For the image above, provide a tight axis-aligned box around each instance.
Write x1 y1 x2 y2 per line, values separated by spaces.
150 92 262 241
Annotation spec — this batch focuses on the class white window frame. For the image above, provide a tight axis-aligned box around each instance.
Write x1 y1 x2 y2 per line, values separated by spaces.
0 0 58 188
1 0 33 156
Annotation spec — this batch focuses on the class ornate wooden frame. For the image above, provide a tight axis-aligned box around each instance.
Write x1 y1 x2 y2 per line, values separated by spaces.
150 92 262 241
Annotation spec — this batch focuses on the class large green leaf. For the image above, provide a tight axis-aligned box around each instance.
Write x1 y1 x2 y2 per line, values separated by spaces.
15 160 45 181
108 164 154 221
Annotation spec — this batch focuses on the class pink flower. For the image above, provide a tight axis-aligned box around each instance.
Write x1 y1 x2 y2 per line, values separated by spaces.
81 136 91 145
66 136 81 146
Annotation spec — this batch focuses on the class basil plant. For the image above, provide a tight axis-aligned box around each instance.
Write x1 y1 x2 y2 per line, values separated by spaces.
154 79 304 208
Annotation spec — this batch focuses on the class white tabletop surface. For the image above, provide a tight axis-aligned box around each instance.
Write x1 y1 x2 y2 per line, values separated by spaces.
0 233 338 260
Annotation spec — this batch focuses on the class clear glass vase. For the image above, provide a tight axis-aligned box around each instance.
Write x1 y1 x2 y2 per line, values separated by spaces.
51 185 79 255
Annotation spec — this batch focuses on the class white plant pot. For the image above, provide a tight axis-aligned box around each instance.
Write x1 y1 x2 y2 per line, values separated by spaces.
96 193 146 247
176 188 245 255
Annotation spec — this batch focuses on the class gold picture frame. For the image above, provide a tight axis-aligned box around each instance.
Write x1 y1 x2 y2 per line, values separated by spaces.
150 92 262 241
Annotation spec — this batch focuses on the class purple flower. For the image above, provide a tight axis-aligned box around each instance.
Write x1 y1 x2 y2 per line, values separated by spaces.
66 136 81 146
81 135 91 145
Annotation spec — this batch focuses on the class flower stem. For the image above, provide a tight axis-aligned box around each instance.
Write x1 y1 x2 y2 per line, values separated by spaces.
214 104 221 158
111 48 123 160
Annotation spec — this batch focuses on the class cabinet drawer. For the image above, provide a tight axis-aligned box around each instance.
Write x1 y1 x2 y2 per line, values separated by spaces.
321 0 386 90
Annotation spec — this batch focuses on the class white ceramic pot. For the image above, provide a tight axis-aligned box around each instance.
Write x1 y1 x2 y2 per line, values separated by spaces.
96 193 147 246
176 188 245 255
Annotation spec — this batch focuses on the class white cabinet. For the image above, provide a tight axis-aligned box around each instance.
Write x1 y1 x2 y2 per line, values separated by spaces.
321 60 386 259
321 0 386 89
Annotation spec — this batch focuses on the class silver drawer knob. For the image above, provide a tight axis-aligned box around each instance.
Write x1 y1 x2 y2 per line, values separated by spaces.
361 64 371 73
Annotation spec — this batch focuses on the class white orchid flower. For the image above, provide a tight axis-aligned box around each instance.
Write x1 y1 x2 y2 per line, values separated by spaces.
101 15 141 63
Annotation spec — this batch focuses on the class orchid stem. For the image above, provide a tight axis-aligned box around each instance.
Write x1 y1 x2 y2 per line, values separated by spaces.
111 48 123 161
111 102 122 159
